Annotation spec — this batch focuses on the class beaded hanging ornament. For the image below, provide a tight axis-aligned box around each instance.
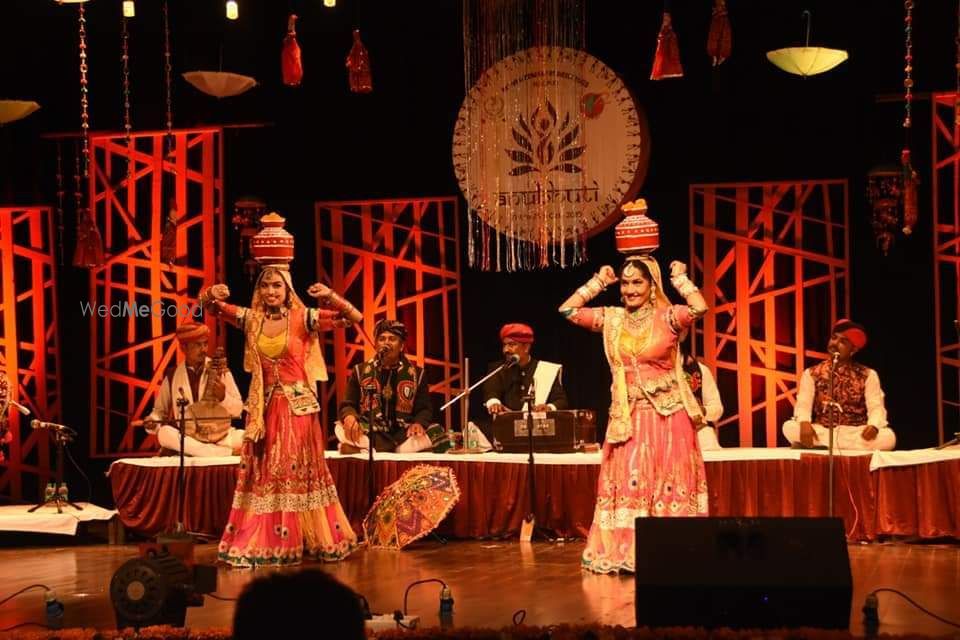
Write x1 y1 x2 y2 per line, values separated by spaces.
901 0 919 237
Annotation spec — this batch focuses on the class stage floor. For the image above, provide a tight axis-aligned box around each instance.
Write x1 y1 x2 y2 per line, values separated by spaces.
0 540 957 635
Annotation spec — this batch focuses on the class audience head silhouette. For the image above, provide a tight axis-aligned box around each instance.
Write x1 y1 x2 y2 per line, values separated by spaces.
233 570 366 640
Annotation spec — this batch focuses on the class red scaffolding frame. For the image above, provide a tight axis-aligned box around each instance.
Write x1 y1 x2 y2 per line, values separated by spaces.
932 92 960 445
314 198 464 432
0 206 62 500
88 128 224 458
690 181 850 447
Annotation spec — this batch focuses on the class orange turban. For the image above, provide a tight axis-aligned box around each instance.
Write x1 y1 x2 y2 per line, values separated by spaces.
833 319 867 350
500 323 534 344
176 321 209 344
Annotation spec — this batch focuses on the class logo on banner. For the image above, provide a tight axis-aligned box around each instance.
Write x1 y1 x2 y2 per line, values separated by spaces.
453 46 649 243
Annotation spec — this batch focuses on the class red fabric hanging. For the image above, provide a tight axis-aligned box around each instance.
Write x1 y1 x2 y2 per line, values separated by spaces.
72 208 105 268
650 12 683 80
706 0 732 66
346 29 373 93
282 14 303 87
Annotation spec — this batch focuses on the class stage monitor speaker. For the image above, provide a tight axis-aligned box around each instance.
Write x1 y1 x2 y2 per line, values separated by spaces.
634 517 852 630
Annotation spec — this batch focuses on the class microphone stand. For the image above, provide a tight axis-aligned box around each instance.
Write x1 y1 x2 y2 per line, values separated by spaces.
440 357 517 451
519 382 554 543
826 354 839 518
28 426 82 514
363 359 382 510
162 393 193 540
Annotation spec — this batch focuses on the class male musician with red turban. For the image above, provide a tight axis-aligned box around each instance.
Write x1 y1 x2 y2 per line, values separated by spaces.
483 323 568 417
139 321 245 456
783 319 896 450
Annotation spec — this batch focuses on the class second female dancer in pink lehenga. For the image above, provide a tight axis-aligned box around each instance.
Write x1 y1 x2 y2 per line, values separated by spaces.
201 213 359 567
559 256 709 573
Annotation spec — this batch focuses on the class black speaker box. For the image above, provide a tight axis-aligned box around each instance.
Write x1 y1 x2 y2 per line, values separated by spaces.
634 517 852 629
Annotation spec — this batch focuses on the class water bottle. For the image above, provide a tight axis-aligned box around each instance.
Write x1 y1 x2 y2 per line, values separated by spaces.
45 591 64 629
467 424 477 450
44 482 55 503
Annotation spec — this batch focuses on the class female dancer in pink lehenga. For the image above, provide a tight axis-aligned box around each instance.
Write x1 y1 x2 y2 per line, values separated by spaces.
200 217 359 567
559 256 710 573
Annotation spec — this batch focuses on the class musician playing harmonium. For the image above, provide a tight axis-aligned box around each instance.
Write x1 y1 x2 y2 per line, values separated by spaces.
134 321 245 456
483 323 568 416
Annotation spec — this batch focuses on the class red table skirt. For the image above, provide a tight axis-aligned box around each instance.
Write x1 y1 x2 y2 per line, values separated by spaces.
109 454 959 542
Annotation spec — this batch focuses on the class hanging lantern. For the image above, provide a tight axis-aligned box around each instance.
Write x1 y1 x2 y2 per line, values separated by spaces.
324 0 336 6
866 165 902 255
182 71 257 98
766 10 848 77
650 11 684 80
0 100 40 125
282 14 304 87
346 29 373 93
226 0 238 20
123 1 135 18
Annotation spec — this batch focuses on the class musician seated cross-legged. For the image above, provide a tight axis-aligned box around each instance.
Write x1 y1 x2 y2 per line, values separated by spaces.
782 319 896 451
335 319 447 453
135 321 245 456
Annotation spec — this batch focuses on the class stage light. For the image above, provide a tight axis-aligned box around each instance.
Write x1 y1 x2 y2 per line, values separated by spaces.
123 0 135 17
226 0 238 20
324 0 336 7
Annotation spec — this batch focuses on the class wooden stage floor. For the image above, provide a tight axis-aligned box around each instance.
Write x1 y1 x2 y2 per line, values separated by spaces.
0 540 958 635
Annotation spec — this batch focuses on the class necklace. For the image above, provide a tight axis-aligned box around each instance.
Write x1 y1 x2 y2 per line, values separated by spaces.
264 307 288 321
624 303 655 332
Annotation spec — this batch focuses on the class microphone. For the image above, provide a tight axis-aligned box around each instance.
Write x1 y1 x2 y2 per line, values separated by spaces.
831 351 840 367
373 345 390 366
31 419 75 434
504 353 520 368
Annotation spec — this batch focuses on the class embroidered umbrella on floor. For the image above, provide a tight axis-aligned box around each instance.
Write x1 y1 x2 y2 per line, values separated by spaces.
363 464 460 549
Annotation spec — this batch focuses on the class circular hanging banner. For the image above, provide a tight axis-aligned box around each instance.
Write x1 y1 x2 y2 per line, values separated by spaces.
453 46 649 243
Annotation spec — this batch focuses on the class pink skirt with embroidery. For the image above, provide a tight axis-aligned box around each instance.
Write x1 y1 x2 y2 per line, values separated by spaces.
218 394 358 567
582 404 708 574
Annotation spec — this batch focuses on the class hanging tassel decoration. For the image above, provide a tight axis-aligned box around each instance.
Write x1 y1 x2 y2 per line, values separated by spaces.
901 149 919 235
282 14 303 87
706 0 732 66
345 29 373 93
161 197 178 265
72 141 104 268
650 11 683 80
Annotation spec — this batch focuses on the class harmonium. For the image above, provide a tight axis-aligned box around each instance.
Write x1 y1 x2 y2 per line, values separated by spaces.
491 409 597 453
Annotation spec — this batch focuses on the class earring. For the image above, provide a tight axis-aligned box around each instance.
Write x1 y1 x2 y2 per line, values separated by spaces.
648 284 656 306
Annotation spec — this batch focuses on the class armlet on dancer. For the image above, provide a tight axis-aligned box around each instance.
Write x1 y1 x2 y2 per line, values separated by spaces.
559 272 608 330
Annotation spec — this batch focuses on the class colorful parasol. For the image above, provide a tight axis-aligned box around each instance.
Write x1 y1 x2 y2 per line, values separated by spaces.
363 465 460 549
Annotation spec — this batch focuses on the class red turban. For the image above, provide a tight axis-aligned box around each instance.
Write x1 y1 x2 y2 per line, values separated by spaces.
833 319 867 350
176 321 209 345
500 323 534 344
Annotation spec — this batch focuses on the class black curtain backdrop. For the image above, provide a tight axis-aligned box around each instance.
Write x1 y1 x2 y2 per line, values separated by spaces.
0 0 947 504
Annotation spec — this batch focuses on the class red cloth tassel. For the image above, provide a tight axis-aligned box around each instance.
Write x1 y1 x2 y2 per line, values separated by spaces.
346 29 373 93
282 14 303 87
707 0 732 66
72 208 105 268
650 12 683 80
901 149 919 235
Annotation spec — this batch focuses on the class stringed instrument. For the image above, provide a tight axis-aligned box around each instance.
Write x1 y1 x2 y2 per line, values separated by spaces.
184 347 233 444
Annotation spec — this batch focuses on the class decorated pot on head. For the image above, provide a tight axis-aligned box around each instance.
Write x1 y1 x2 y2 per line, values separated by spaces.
614 198 659 255
250 212 295 267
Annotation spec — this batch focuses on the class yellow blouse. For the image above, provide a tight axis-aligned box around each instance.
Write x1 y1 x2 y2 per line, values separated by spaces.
257 330 286 359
